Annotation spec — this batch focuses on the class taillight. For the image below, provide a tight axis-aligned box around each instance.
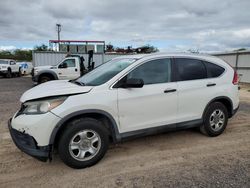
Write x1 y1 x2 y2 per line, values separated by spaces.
232 70 239 85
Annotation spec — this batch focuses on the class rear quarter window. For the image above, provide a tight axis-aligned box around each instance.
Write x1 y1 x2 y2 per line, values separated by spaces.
204 62 225 78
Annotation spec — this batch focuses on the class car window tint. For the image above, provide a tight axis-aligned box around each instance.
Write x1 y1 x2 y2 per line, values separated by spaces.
204 61 225 78
127 58 171 84
175 58 207 81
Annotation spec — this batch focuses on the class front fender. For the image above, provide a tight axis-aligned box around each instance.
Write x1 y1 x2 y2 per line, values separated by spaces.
49 109 121 145
36 70 59 80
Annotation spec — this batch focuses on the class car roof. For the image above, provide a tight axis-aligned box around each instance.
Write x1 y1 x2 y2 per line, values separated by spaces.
112 52 223 64
0 59 15 61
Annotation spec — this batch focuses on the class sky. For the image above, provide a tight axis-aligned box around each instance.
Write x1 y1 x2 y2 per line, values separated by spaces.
0 0 250 52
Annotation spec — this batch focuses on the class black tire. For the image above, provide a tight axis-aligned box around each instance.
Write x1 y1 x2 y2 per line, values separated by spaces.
39 75 51 84
18 68 22 77
6 69 12 78
58 118 109 169
200 102 228 137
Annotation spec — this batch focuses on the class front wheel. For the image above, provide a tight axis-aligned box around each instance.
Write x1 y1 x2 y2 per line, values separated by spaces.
58 118 109 169
39 76 51 84
6 69 12 78
200 102 228 137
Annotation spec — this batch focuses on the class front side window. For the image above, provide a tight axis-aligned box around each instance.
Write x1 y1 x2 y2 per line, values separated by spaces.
62 59 76 67
58 59 76 68
127 58 171 84
175 58 207 81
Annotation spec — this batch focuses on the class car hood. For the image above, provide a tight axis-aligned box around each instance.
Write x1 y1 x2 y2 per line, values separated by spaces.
20 80 93 102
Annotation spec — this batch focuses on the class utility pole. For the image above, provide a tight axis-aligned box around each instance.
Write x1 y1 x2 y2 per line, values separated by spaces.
56 24 62 51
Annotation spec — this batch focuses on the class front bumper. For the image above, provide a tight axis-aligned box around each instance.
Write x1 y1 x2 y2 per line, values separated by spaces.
0 70 8 75
8 118 51 162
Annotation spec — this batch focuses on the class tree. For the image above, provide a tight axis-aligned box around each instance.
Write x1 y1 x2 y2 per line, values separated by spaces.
34 44 49 51
14 49 32 61
106 43 114 52
136 45 159 53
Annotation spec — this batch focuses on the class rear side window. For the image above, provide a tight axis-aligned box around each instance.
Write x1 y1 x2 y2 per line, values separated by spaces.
127 58 171 84
204 61 225 78
175 58 207 81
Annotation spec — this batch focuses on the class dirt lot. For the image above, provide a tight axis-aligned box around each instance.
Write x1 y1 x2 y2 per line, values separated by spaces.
0 77 249 188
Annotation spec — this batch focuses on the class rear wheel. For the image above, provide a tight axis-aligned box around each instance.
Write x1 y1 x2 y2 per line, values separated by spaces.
58 118 109 169
200 102 228 137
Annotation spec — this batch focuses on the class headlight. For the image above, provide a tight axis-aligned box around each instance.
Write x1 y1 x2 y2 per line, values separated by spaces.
22 97 67 115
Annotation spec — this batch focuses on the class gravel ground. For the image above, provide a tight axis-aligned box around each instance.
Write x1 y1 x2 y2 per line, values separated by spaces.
0 77 249 188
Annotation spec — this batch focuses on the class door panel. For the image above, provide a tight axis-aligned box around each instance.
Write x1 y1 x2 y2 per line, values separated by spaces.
118 83 177 133
174 58 217 122
177 79 215 122
58 59 79 80
117 58 177 133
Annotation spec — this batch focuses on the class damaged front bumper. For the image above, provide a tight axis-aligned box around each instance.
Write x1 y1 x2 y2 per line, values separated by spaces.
8 118 51 162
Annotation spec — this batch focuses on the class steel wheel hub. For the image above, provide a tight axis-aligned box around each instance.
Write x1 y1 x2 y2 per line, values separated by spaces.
210 109 225 131
69 130 101 161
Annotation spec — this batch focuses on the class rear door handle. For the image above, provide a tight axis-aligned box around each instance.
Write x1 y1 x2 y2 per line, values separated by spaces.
164 89 177 93
75 68 78 72
207 83 216 87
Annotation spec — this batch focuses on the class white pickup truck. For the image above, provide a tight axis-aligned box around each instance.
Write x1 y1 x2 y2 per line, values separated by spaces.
32 55 94 84
0 59 21 78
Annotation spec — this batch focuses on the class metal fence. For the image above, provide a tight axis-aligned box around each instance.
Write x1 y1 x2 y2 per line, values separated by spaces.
213 51 250 83
32 51 128 68
33 51 250 83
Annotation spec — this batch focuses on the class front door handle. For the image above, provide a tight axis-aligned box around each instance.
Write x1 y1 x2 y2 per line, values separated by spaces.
75 68 78 72
207 83 216 87
164 89 177 93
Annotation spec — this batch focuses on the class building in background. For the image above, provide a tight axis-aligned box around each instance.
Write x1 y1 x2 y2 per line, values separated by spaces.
213 50 250 83
49 40 105 54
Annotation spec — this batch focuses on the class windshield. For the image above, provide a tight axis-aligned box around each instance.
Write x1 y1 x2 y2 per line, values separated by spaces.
76 58 136 86
0 60 9 65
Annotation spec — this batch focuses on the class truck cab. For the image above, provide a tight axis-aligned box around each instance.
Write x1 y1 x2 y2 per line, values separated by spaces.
0 59 21 78
32 56 87 84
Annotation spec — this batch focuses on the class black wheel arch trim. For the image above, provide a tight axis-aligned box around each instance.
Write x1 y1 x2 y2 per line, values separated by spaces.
202 96 234 120
49 109 121 146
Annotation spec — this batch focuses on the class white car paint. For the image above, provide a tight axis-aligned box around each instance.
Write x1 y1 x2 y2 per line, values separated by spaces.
10 53 239 148
33 57 81 81
20 80 93 102
0 59 19 74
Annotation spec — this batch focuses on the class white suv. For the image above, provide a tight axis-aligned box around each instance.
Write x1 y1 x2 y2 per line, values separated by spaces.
8 53 239 169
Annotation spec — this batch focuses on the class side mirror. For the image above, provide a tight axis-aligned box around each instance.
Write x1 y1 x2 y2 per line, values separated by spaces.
59 62 68 68
124 78 144 88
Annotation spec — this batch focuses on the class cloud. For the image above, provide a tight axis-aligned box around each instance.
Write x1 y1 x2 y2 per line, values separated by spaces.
0 46 17 51
0 0 250 52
